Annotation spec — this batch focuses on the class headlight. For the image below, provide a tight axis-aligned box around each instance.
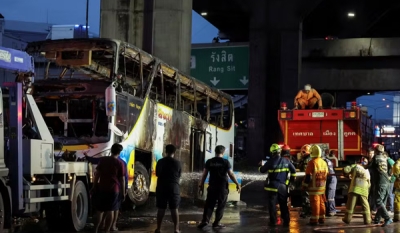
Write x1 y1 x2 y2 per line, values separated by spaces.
91 150 111 158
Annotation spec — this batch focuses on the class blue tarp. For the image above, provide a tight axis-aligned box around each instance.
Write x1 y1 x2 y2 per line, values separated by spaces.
0 46 34 74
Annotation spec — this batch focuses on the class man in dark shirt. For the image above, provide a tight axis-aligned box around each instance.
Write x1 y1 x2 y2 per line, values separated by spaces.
91 143 126 233
198 145 241 229
86 153 128 231
155 144 182 233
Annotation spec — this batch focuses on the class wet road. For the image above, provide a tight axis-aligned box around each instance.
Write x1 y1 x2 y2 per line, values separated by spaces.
39 179 399 233
79 205 400 233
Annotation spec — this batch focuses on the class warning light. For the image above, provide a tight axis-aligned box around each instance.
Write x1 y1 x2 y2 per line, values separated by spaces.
351 101 357 109
281 102 287 110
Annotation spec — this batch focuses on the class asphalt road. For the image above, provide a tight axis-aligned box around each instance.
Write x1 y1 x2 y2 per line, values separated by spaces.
21 179 396 233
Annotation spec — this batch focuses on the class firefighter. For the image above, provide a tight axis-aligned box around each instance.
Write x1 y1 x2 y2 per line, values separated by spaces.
393 159 400 222
322 149 337 216
299 144 312 218
259 143 297 227
367 147 376 213
294 84 323 110
371 144 393 226
281 144 292 162
302 145 328 226
342 163 371 225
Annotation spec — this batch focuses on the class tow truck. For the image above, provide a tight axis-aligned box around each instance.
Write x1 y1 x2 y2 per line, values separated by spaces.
0 46 90 232
278 100 374 206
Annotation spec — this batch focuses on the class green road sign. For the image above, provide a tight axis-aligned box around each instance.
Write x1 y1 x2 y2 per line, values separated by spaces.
190 45 249 90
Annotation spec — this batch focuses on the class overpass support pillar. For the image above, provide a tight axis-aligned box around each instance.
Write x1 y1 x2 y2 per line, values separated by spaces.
100 0 192 73
247 0 321 165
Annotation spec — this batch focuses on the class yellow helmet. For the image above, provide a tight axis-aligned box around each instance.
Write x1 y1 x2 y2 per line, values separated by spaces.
301 144 311 157
270 143 281 153
343 166 352 174
310 145 322 158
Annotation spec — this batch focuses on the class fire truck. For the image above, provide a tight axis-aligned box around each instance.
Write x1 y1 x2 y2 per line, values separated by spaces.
278 101 374 164
278 101 374 206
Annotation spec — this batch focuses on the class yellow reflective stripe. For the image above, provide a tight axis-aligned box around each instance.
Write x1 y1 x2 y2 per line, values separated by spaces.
258 166 262 172
285 180 289 185
268 168 290 173
291 173 296 177
308 191 325 195
264 187 278 192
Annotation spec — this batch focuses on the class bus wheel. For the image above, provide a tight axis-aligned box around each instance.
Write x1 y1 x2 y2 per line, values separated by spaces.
0 194 4 233
68 180 89 231
131 162 150 206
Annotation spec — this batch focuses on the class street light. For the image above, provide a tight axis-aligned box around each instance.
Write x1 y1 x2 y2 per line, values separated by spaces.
348 12 355 18
382 98 400 126
86 0 89 38
359 104 389 123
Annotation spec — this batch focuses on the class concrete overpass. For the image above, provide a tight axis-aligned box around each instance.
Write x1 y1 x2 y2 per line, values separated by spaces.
303 38 400 92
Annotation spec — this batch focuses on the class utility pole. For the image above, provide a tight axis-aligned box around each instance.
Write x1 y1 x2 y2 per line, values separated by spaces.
86 0 89 38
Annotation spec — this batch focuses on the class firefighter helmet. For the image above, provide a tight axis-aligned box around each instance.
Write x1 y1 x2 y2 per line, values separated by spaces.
270 143 282 154
301 144 311 156
281 144 290 154
310 145 322 158
343 166 352 174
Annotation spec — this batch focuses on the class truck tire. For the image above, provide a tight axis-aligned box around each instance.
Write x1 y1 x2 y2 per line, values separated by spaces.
68 180 89 231
130 162 150 206
0 194 4 233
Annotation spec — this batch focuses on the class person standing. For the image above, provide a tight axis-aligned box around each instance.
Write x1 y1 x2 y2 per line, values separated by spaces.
298 144 312 218
302 145 328 226
197 145 241 229
322 149 338 217
367 147 376 213
259 143 296 227
342 163 371 225
385 152 395 214
86 154 128 232
371 144 393 226
392 159 400 222
91 143 126 233
154 144 182 233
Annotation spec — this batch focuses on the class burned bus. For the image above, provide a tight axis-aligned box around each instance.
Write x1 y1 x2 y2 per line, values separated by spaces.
26 38 236 205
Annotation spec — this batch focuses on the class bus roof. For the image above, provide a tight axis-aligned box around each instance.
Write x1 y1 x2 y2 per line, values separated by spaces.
26 38 232 105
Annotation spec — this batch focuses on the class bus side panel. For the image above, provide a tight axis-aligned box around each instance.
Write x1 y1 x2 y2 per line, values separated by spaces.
202 118 237 201
120 98 156 188
151 104 192 193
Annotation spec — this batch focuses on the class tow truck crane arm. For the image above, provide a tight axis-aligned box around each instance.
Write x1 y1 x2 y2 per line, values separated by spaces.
0 46 34 74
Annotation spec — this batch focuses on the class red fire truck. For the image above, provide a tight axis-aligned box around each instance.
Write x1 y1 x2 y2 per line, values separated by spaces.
278 102 374 164
279 101 374 206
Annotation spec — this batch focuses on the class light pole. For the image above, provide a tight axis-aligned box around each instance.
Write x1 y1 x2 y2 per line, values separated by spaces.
358 104 390 124
86 0 89 38
374 105 390 124
382 98 400 126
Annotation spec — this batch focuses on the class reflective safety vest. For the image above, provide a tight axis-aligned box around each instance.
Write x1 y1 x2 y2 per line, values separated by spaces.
393 160 400 191
302 157 328 195
348 164 370 197
259 156 297 192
